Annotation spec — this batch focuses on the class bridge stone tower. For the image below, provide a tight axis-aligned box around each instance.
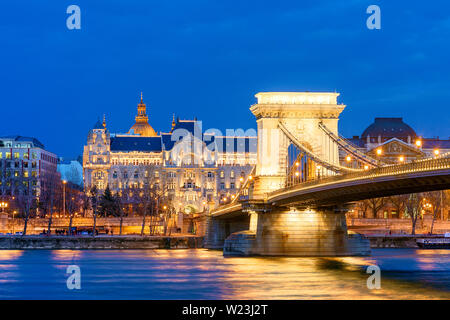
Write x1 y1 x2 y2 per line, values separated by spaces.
206 91 371 257
250 92 345 198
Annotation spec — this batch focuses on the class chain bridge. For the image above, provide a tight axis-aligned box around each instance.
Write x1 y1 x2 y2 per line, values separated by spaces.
205 92 450 257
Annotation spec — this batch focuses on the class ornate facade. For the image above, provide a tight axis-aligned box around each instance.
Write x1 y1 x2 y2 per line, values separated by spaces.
83 95 256 213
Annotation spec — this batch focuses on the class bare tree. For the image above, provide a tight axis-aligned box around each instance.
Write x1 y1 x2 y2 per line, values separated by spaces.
66 185 81 235
88 186 99 236
405 193 423 235
423 191 447 234
358 200 370 218
388 194 408 219
114 193 125 235
366 197 386 218
39 176 61 235
16 177 38 236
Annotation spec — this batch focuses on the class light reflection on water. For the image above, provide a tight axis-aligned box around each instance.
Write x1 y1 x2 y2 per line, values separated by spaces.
0 248 448 300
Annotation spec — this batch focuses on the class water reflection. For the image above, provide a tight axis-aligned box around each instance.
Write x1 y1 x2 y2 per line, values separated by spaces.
0 250 23 260
0 248 448 299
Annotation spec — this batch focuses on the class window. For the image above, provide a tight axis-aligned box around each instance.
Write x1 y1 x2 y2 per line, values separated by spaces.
23 162 28 168
14 161 19 168
220 182 225 190
123 171 128 179
155 171 159 178
14 171 19 177
24 153 29 160
31 171 37 177
32 152 37 159
230 171 235 178
207 172 214 178
220 171 224 178
113 171 118 179
14 152 20 159
230 182 235 189
31 161 37 168
6 152 11 159
24 171 29 178
134 171 139 179
0 152 2 159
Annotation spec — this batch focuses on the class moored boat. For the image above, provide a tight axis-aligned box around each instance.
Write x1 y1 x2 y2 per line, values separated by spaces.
416 238 450 249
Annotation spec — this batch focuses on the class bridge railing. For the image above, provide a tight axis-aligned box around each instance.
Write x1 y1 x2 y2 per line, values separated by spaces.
271 156 450 196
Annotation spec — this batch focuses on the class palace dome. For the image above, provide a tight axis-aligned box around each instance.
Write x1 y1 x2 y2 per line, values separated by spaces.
361 118 417 141
128 93 158 137
129 122 157 137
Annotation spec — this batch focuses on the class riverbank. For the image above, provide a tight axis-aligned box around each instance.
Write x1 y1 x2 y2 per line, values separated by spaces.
367 234 450 248
0 235 204 250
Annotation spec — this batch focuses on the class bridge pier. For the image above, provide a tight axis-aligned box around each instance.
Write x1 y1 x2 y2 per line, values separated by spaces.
204 214 250 250
222 206 370 257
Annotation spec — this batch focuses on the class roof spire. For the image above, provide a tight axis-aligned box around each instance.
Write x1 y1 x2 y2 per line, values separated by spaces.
102 114 106 128
140 91 143 103
171 113 176 132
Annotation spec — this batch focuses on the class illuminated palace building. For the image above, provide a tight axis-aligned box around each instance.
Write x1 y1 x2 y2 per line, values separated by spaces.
83 94 256 214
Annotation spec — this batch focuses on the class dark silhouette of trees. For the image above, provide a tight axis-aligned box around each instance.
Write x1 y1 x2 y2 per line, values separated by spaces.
88 186 99 236
405 193 423 235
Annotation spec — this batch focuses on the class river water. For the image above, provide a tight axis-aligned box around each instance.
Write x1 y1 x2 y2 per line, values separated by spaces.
0 248 449 299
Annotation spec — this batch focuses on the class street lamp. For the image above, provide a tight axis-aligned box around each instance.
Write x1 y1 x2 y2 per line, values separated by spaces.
12 211 17 234
399 156 405 163
346 155 352 162
62 180 67 218
415 140 422 148
434 149 440 156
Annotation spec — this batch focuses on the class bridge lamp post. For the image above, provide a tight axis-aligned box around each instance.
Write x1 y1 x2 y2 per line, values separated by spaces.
0 202 7 215
434 149 440 156
376 148 383 166
364 165 369 170
345 155 352 168
415 140 422 148
399 156 405 163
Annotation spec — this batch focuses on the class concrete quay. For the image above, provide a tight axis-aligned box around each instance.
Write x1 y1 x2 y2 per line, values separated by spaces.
0 235 204 250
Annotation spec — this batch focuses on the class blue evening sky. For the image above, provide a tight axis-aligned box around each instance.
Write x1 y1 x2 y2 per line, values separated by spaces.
0 1 449 159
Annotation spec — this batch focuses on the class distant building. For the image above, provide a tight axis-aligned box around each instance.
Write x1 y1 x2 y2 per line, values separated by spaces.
343 118 450 164
344 118 450 220
57 159 83 187
0 135 59 199
83 94 256 214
